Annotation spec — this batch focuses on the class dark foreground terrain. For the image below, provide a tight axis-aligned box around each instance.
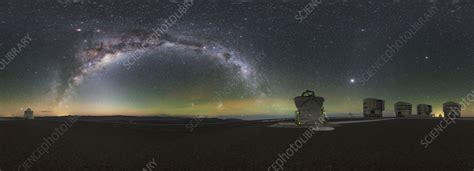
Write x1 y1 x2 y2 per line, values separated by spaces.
1 118 473 170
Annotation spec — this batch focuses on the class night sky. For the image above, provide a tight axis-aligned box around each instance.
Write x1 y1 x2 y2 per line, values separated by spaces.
0 0 473 117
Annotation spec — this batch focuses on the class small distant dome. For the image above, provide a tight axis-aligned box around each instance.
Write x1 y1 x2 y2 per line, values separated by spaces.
24 108 34 120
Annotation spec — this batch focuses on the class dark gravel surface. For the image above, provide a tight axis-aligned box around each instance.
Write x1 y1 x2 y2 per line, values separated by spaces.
1 118 473 170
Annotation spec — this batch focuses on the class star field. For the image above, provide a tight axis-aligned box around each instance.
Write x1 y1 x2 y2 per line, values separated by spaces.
0 0 473 117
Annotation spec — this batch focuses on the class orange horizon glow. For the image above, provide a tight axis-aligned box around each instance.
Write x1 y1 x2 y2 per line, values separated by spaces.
1 97 473 117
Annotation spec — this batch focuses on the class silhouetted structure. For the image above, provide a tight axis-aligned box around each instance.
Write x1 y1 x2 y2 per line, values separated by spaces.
363 98 384 117
24 108 34 120
417 104 432 116
394 102 412 117
443 101 462 118
294 90 325 126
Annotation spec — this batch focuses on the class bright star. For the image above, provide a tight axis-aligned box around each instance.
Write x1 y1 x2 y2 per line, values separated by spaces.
350 79 355 83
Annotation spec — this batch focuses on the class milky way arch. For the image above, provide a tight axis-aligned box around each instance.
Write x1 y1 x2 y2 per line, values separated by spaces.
56 32 264 107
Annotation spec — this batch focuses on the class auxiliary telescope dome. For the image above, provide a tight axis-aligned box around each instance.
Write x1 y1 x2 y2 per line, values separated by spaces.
24 108 34 120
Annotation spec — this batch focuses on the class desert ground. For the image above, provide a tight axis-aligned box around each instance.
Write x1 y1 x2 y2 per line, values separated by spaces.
0 117 473 170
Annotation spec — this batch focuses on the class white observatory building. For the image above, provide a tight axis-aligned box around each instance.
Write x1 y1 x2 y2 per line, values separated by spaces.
24 108 34 120
363 98 385 117
417 104 432 116
443 101 462 118
294 90 325 126
394 101 412 117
